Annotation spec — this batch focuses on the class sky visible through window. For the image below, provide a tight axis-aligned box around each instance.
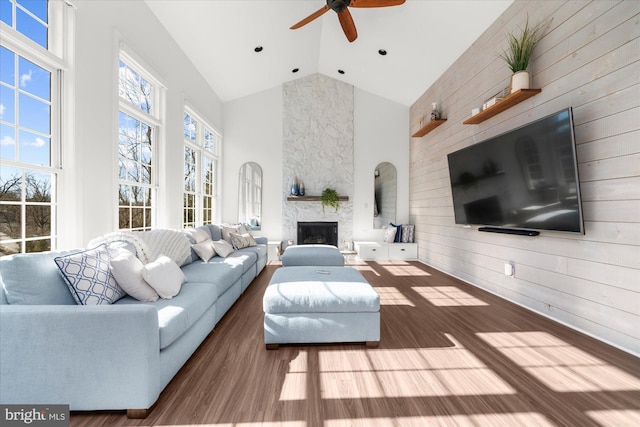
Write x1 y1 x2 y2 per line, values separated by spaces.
0 0 50 168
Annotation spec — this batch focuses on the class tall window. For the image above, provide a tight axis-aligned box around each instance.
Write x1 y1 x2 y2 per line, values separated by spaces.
0 0 66 255
183 109 220 228
117 53 162 231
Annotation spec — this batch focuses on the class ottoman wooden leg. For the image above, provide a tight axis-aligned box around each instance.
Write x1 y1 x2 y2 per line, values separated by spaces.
366 341 379 348
266 343 280 350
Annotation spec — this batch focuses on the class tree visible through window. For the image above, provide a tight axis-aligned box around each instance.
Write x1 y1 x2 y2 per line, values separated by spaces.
117 56 160 231
183 110 219 228
0 0 59 255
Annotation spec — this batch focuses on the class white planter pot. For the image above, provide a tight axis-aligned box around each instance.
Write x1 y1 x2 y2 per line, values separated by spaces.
510 70 530 93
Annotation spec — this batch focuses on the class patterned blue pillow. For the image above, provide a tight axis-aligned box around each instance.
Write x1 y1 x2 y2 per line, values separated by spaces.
54 244 126 305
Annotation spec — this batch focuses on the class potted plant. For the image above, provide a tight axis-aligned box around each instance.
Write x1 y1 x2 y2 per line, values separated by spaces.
321 188 340 213
500 16 545 93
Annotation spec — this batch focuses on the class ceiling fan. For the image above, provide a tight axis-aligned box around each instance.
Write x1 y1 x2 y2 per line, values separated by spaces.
290 0 406 43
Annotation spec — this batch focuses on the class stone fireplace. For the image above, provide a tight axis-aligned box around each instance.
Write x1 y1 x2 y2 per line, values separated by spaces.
282 74 354 245
297 222 338 246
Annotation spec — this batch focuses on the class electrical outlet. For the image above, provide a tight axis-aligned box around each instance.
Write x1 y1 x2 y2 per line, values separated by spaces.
504 262 514 277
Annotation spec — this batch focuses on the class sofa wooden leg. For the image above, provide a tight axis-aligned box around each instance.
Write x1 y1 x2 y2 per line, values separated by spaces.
266 343 279 350
127 406 154 419
366 341 379 348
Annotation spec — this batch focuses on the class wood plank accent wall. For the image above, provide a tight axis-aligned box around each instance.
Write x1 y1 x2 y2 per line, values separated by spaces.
409 0 639 354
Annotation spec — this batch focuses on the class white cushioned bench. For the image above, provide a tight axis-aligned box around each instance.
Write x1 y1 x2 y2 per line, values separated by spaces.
263 266 380 349
280 244 344 267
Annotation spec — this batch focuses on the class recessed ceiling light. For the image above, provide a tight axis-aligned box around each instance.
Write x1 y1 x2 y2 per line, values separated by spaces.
254 46 263 53
292 68 299 73
378 49 387 56
338 69 345 74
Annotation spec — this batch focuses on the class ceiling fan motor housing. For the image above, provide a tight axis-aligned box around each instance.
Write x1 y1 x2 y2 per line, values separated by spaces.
328 0 351 13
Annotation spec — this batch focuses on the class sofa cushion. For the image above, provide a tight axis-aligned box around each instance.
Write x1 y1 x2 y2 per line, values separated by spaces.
181 260 243 295
211 250 257 274
115 281 218 350
54 244 127 305
204 224 222 241
0 250 79 305
236 244 267 261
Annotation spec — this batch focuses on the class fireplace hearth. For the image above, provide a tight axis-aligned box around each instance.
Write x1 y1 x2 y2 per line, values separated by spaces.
297 222 338 246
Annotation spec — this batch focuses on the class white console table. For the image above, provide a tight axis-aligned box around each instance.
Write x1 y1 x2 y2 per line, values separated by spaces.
354 241 417 261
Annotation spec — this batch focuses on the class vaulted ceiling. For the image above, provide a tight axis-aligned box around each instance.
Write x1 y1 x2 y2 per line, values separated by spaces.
146 0 513 106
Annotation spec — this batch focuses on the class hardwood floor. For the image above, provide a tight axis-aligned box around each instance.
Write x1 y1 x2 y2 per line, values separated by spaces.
71 261 640 426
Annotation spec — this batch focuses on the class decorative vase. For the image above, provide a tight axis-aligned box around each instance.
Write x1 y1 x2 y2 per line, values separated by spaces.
298 182 305 196
290 176 299 196
510 70 530 93
430 102 440 121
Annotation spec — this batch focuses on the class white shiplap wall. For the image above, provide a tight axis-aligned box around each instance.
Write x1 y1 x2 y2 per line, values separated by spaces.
409 0 639 354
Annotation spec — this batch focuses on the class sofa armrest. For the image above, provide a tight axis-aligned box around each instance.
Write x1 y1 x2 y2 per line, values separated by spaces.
0 304 161 411
254 237 268 245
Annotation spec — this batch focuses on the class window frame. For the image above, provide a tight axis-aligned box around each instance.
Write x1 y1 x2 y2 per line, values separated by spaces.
116 47 165 232
182 106 220 228
0 0 71 254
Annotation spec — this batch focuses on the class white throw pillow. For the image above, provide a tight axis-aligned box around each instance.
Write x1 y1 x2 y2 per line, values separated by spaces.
141 256 186 299
383 226 397 243
211 239 235 258
221 224 242 243
192 240 216 262
184 228 210 244
109 249 159 302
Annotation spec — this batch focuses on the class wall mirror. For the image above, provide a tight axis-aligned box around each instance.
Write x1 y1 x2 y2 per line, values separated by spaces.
238 162 262 230
373 162 397 228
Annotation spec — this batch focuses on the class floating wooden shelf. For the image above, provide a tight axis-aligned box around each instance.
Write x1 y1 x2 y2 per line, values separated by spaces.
463 89 542 125
411 119 447 137
287 196 349 202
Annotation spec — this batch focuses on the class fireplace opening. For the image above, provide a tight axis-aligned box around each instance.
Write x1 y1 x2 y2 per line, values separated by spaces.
297 222 338 246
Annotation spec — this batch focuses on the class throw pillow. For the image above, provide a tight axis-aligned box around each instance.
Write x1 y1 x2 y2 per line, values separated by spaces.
229 232 256 250
109 249 159 302
184 228 210 244
390 222 403 243
141 256 186 299
211 239 235 258
383 226 397 243
221 224 242 243
401 224 415 243
192 240 216 262
54 244 127 305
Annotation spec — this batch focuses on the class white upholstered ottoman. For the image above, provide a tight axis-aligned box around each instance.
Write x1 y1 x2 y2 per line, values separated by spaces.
263 266 380 349
280 244 345 267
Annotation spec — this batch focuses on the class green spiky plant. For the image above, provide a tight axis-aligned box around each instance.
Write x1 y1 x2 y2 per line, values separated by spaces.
500 17 544 73
321 188 340 213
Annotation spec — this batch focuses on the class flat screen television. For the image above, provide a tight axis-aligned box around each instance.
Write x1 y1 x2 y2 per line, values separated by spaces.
447 108 584 234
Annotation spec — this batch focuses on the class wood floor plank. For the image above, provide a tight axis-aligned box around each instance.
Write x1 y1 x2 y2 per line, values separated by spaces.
70 261 640 426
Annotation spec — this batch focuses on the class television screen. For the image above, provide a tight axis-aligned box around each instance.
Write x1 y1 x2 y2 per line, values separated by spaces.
447 108 584 234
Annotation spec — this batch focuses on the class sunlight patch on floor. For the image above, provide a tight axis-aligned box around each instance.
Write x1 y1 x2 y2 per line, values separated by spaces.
324 412 553 426
379 264 431 276
477 331 640 392
412 286 489 306
280 351 308 401
318 336 515 399
373 286 415 306
586 410 640 426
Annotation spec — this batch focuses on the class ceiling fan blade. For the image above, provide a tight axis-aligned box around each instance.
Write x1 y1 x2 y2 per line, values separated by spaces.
290 5 330 29
350 0 406 7
338 9 358 42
